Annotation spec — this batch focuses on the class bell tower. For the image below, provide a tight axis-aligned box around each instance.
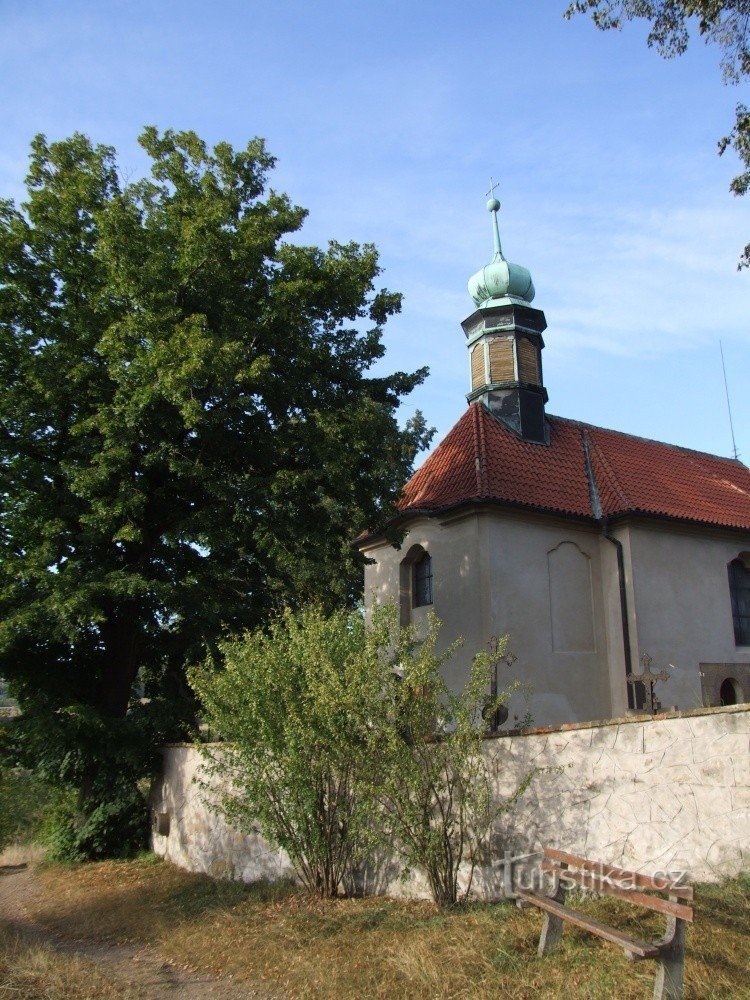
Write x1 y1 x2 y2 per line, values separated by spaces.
462 188 548 443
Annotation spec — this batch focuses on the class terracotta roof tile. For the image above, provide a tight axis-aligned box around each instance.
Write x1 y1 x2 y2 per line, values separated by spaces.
585 424 750 530
394 402 750 532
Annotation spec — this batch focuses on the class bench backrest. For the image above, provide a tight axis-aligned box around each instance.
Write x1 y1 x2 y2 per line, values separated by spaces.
542 848 694 923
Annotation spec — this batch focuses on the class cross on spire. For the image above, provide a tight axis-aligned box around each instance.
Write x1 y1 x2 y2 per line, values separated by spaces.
485 177 503 256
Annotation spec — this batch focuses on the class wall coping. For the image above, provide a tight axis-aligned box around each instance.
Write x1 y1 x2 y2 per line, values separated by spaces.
160 702 750 751
484 701 750 739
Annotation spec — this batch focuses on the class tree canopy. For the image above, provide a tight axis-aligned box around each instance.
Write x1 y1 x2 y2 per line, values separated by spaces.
0 128 431 854
566 1 750 266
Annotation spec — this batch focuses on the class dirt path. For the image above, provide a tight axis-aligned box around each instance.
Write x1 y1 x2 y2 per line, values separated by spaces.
0 858 277 999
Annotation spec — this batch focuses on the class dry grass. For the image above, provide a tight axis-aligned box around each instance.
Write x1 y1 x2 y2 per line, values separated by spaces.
0 844 45 869
25 857 750 1000
0 923 140 999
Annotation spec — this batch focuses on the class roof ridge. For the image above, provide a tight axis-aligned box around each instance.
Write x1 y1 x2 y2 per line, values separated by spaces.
408 405 474 473
586 429 631 509
549 414 747 468
580 428 602 520
474 403 488 496
381 404 750 541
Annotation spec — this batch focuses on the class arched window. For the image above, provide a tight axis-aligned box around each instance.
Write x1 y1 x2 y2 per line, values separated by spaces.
413 552 433 608
728 557 750 646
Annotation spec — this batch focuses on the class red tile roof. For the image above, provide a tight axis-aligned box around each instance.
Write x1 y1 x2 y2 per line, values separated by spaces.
390 402 750 533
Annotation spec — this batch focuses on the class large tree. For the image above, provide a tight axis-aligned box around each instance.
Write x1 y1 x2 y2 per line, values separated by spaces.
0 128 431 856
566 1 750 266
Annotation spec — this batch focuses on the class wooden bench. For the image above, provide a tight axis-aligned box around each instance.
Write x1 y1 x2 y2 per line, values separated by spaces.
517 848 694 1000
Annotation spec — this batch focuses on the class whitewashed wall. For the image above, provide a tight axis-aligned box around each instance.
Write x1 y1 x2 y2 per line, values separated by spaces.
151 704 750 895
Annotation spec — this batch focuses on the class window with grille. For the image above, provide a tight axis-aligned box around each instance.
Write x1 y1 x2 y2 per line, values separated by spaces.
728 558 750 645
413 552 433 608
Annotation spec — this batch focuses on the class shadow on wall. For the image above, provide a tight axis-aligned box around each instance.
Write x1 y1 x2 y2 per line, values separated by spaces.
152 707 750 896
344 845 401 898
472 748 608 900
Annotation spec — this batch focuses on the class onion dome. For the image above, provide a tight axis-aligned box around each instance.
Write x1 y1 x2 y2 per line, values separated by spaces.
468 196 535 306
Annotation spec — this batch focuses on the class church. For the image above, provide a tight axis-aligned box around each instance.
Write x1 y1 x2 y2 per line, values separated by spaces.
357 196 750 727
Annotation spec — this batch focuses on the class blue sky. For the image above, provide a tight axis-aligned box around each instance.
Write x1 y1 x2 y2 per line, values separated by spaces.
1 0 747 462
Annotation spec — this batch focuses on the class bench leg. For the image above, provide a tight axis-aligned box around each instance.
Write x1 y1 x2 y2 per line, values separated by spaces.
653 918 686 1000
537 876 567 957
538 911 565 956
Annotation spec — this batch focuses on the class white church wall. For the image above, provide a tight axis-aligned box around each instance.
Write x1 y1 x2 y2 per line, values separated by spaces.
151 704 750 895
548 541 596 652
363 513 487 694
362 508 750 727
363 508 616 728
625 520 750 711
482 510 611 726
598 524 632 718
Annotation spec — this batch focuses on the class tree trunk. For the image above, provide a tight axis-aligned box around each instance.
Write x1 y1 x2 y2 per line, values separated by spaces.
69 605 149 858
98 608 141 719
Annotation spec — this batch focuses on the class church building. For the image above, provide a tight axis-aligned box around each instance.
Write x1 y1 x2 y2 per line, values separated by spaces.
357 196 750 727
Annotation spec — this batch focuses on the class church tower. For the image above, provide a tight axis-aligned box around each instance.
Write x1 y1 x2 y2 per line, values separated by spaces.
462 192 548 443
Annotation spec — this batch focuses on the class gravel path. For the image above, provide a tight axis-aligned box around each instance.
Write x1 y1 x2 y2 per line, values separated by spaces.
0 857 277 999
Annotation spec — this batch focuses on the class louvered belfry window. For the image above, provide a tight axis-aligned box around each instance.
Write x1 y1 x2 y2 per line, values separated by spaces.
517 338 540 385
470 344 485 391
413 552 433 608
728 558 750 645
488 337 514 383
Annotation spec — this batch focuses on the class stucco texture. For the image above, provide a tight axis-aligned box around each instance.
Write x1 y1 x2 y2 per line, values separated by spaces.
363 509 750 728
151 705 750 897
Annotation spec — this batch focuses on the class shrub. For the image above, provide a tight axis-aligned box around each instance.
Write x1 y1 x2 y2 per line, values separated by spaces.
39 784 149 863
372 611 533 907
0 768 54 853
10 700 178 862
192 604 533 905
190 605 395 897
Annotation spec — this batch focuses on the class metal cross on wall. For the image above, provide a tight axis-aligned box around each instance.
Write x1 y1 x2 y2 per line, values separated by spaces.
483 637 517 732
626 653 671 715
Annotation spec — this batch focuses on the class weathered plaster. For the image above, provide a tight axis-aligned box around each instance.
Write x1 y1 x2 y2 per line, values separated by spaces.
361 507 750 727
152 705 750 895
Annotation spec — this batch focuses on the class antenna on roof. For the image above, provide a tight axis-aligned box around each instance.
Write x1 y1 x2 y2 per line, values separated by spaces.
719 340 739 461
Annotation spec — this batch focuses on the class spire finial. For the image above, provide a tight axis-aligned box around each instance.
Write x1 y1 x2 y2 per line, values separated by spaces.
467 184 535 306
485 178 503 257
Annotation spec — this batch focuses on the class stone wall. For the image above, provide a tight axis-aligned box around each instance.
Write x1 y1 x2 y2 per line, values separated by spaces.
151 704 750 895
151 743 297 884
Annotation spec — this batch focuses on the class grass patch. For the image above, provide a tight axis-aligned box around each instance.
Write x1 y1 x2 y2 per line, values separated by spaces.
25 858 750 999
0 769 53 855
0 923 140 999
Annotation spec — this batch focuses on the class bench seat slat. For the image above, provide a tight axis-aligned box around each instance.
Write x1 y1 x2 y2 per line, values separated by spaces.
541 861 694 922
516 889 662 959
544 848 694 901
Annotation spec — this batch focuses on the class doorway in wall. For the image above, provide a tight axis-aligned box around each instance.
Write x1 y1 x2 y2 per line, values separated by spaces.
720 677 741 706
699 663 749 707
